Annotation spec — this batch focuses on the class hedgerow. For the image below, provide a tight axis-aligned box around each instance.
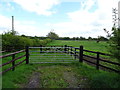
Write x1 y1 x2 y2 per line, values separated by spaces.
2 30 52 51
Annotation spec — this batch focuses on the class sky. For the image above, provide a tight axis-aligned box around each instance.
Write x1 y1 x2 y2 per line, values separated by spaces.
0 0 119 38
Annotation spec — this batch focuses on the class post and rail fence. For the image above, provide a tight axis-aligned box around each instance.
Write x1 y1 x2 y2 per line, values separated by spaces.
0 49 27 74
0 45 120 74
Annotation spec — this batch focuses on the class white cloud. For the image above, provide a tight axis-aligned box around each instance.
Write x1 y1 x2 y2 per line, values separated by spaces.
12 0 60 16
47 0 115 38
0 15 44 36
0 15 11 30
1 0 120 38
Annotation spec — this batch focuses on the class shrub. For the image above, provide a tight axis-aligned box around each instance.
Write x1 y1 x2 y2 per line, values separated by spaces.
2 30 52 51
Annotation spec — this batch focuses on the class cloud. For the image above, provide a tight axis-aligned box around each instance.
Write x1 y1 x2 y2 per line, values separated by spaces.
47 0 114 38
0 15 11 31
0 15 42 36
12 0 60 16
1 0 119 38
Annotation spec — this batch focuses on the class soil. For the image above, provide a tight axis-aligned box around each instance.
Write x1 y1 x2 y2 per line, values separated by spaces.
22 66 88 88
63 71 88 88
25 72 41 88
63 71 78 88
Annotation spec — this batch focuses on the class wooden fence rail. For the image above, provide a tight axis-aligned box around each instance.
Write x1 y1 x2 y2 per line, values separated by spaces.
0 45 120 74
0 50 26 74
66 45 120 73
0 50 25 58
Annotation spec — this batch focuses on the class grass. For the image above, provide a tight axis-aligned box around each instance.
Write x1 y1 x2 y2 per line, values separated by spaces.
48 40 119 68
30 53 76 63
2 51 26 72
2 40 120 88
2 64 38 88
38 65 68 88
2 62 120 88
47 40 109 53
72 62 120 88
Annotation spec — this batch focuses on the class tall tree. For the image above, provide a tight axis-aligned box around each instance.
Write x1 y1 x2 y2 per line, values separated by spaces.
46 31 59 40
104 8 120 64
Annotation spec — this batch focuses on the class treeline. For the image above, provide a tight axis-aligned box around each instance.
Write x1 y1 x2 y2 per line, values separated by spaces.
1 30 108 52
2 30 52 52
57 36 108 41
43 31 108 41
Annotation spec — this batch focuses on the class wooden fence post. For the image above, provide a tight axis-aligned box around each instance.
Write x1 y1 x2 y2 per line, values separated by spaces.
61 46 63 52
74 48 77 59
68 46 69 54
96 52 100 70
55 46 57 51
79 46 83 62
66 45 68 53
12 54 15 71
54 46 56 52
51 46 53 53
70 46 73 56
40 45 42 53
26 46 29 64
64 45 67 53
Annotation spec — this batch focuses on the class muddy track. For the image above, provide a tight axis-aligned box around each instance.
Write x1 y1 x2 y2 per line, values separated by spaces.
21 66 88 88
25 72 41 88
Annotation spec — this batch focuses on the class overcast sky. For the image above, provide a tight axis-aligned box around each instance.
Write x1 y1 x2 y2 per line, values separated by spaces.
0 0 119 38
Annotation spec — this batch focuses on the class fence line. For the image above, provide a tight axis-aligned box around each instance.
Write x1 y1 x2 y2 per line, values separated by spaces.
0 45 120 74
65 45 120 73
0 50 26 74
29 45 120 73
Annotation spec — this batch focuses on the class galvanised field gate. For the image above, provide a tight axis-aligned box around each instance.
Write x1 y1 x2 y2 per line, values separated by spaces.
28 45 79 63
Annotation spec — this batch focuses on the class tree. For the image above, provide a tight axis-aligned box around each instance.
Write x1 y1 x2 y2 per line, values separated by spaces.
79 36 86 40
46 31 59 40
97 36 108 41
3 30 18 36
109 27 120 63
88 37 92 40
104 8 120 64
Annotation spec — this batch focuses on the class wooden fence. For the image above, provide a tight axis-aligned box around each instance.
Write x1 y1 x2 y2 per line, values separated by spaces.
64 45 120 73
0 49 28 74
0 45 120 74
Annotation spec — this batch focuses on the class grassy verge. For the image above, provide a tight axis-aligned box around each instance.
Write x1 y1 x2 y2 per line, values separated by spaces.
2 64 38 88
2 62 120 88
71 62 120 88
2 51 38 88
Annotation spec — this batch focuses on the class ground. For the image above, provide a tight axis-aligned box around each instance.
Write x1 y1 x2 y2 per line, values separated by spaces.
19 65 89 88
2 40 120 88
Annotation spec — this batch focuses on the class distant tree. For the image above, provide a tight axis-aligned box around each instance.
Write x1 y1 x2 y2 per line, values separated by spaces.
21 34 27 37
76 37 79 40
46 31 59 40
39 37 47 40
88 37 92 40
79 36 86 40
72 37 76 40
98 36 108 41
63 37 70 40
92 38 98 40
4 30 18 36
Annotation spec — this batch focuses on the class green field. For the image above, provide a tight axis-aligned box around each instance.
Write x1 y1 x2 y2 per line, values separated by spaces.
47 40 109 53
2 40 120 88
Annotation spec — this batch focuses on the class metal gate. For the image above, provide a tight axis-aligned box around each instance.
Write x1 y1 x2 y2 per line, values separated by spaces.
29 46 79 63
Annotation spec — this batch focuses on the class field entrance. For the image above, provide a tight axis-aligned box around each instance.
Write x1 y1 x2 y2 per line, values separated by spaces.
29 46 79 63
